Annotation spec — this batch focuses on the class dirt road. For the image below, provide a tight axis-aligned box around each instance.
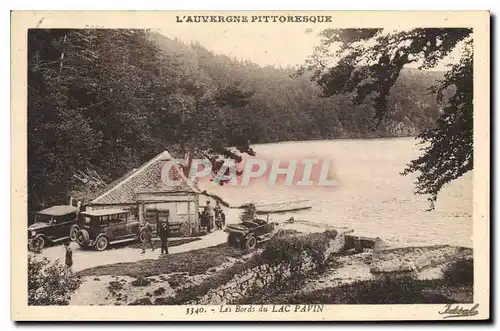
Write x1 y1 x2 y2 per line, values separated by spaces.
32 199 326 273
34 230 229 273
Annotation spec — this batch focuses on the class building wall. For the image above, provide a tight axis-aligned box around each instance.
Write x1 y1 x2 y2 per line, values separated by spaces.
136 191 200 236
86 192 200 236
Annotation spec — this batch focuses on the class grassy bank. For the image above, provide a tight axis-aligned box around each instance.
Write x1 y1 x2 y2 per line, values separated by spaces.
72 231 474 305
256 277 473 304
244 259 474 304
127 237 201 250
157 231 338 305
77 243 247 278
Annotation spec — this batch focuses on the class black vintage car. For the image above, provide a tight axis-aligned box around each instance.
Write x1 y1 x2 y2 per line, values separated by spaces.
224 218 281 250
74 209 141 251
28 205 80 251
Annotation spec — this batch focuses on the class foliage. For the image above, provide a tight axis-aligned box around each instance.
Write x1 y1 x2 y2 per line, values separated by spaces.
28 255 81 305
28 29 253 213
401 44 473 208
443 259 474 285
301 28 473 208
268 277 463 304
164 231 337 304
262 231 337 269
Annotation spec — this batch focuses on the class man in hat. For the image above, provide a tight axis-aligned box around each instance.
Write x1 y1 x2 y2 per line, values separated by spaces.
158 218 170 254
141 219 155 254
64 242 73 275
204 200 215 233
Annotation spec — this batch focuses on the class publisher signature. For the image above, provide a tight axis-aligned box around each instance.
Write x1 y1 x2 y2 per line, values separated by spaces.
439 304 479 319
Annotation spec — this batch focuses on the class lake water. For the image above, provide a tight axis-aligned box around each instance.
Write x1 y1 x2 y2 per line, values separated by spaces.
199 138 473 248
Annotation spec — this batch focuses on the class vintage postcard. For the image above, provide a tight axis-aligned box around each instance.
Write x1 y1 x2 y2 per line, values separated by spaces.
11 10 490 321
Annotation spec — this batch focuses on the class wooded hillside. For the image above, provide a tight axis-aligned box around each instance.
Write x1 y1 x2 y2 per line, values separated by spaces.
28 29 444 213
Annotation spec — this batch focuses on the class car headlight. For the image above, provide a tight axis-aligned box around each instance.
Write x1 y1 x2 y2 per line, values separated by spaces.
31 231 36 237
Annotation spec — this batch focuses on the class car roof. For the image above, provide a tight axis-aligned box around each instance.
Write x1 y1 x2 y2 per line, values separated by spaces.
37 205 80 216
80 208 129 217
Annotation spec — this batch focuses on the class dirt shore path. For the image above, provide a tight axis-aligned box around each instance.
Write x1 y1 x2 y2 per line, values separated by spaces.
36 230 229 273
34 198 327 274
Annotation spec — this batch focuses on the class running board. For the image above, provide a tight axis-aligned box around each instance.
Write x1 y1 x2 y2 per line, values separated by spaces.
52 236 70 242
257 234 273 242
110 238 136 245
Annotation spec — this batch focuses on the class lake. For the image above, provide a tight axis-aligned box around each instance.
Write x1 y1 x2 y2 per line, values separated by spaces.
199 138 473 248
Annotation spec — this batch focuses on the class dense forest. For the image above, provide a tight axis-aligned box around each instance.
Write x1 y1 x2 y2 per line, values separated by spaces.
28 29 444 213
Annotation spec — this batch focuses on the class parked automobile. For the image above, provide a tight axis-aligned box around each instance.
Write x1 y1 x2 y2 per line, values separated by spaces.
74 208 143 251
28 205 80 251
224 217 282 250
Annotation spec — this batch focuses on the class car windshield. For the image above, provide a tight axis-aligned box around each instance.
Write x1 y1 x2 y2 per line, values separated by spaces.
34 214 53 223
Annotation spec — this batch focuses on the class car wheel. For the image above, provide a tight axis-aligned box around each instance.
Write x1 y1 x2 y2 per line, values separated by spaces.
69 225 79 241
245 235 257 250
227 234 236 247
139 230 147 243
94 235 109 251
77 229 90 248
30 236 45 252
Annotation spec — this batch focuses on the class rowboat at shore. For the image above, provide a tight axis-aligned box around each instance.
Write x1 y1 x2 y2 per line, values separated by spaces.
253 199 313 214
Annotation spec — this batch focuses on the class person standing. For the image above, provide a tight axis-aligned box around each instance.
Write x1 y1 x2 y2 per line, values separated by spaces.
141 220 155 254
64 242 73 275
159 218 170 254
204 200 215 233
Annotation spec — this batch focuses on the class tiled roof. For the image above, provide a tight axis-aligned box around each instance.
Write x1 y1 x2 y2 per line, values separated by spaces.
89 151 197 205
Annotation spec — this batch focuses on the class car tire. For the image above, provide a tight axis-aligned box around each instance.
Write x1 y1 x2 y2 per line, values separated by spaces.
245 234 257 250
77 229 90 248
139 230 147 243
227 234 236 247
94 235 109 251
30 236 45 252
69 225 80 242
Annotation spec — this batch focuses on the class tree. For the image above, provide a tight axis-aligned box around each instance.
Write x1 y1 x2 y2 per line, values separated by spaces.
300 28 473 209
28 255 81 305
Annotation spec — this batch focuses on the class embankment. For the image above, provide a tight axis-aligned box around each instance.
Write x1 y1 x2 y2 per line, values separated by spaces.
161 230 345 305
69 230 473 305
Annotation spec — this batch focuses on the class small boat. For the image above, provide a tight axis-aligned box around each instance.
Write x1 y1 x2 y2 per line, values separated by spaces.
254 200 313 214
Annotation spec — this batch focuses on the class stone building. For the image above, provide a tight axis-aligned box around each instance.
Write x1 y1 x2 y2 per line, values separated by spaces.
72 151 200 236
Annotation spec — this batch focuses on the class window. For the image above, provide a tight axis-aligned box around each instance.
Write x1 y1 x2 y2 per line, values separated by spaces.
189 202 196 215
177 202 188 215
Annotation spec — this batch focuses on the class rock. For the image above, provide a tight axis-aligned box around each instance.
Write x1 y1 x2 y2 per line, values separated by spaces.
129 297 152 305
154 296 174 305
209 294 221 304
153 287 166 296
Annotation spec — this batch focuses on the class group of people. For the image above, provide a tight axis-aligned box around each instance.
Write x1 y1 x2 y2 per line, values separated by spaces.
141 217 170 254
201 200 226 232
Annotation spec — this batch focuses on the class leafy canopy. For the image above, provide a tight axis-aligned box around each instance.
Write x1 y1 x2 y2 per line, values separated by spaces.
301 28 473 209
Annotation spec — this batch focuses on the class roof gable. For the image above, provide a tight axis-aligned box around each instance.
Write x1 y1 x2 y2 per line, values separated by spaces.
90 151 196 205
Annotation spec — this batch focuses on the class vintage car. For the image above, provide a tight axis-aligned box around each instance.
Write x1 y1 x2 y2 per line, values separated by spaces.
74 209 143 251
224 217 282 250
28 205 80 251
